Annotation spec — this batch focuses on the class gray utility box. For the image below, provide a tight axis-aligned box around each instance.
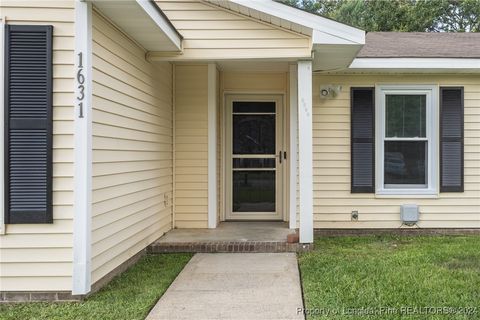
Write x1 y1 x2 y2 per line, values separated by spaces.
400 204 419 224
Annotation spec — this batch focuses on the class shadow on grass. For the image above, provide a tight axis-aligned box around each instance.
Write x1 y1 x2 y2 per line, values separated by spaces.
0 254 193 320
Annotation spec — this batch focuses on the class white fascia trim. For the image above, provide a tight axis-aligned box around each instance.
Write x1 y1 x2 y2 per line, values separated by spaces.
288 64 298 230
207 63 218 229
73 0 92 296
136 0 182 51
312 30 363 45
297 60 313 243
229 0 364 45
350 58 480 69
0 18 5 234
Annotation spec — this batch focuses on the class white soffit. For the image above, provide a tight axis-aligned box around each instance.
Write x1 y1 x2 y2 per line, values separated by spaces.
312 44 363 72
207 0 365 71
348 58 480 73
92 0 182 52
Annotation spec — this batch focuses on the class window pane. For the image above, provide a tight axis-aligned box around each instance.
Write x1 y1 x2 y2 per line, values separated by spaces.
386 95 426 137
233 171 275 212
384 141 427 186
233 101 275 113
233 115 275 154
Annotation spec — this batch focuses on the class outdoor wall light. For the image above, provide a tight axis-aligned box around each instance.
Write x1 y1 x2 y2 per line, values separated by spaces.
320 85 342 99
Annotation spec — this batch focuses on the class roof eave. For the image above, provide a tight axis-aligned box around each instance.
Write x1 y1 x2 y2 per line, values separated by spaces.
346 57 480 73
91 0 182 52
225 0 365 70
137 0 183 48
228 0 365 45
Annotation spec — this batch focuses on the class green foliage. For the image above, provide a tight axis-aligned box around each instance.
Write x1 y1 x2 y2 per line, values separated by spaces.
435 0 480 31
0 254 193 320
299 235 480 320
281 0 480 32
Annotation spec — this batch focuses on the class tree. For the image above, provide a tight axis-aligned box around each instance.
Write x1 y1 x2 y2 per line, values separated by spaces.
434 0 480 31
281 0 480 32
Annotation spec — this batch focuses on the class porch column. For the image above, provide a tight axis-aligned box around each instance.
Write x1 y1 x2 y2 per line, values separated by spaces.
207 63 218 228
73 0 93 295
288 64 298 230
297 60 314 243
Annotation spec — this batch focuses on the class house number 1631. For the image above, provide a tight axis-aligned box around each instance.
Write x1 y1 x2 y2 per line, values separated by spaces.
77 52 85 118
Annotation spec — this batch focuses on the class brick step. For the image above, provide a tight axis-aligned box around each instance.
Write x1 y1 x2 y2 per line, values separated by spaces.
147 241 313 253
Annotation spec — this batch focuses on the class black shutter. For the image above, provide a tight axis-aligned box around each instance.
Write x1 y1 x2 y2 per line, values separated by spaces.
4 25 53 223
351 87 375 193
440 87 464 192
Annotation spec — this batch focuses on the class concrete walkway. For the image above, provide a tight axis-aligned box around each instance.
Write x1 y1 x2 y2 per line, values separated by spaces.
146 253 305 320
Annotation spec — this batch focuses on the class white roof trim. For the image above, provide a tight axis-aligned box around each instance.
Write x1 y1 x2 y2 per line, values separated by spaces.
136 0 182 50
228 0 365 45
349 58 480 72
92 0 182 52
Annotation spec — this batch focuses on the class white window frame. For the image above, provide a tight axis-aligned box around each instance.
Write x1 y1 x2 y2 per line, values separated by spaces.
375 85 438 196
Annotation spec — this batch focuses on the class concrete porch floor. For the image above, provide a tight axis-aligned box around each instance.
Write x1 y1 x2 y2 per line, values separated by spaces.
158 222 294 242
148 222 313 253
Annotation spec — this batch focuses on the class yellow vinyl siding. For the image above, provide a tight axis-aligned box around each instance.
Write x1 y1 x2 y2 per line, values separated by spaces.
313 74 480 228
154 1 311 60
0 1 75 292
91 11 173 284
222 72 288 93
174 65 209 228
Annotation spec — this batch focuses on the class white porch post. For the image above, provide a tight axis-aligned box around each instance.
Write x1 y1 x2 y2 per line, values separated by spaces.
297 60 314 243
73 0 92 295
207 63 218 228
288 64 298 229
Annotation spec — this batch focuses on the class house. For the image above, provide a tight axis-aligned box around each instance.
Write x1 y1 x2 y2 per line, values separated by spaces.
0 0 479 301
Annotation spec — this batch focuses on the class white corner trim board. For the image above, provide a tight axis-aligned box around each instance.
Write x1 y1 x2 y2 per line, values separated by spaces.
288 64 298 230
73 0 92 296
207 64 218 229
297 60 314 243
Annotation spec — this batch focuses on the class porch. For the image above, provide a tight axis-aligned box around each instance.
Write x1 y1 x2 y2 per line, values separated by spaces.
72 0 365 295
87 0 365 248
169 63 313 243
148 222 313 253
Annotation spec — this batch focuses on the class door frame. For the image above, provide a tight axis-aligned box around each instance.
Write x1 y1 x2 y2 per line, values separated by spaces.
224 94 286 221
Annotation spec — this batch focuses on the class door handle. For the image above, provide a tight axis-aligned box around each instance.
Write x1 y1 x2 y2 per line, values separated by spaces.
278 151 282 164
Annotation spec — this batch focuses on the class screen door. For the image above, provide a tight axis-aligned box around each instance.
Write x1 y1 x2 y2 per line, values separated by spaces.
225 95 284 220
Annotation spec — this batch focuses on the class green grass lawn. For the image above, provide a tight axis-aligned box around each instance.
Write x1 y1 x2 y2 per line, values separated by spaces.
0 254 192 320
299 235 480 320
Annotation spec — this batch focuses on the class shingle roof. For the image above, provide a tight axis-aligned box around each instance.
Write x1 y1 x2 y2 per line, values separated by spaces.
357 32 480 58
